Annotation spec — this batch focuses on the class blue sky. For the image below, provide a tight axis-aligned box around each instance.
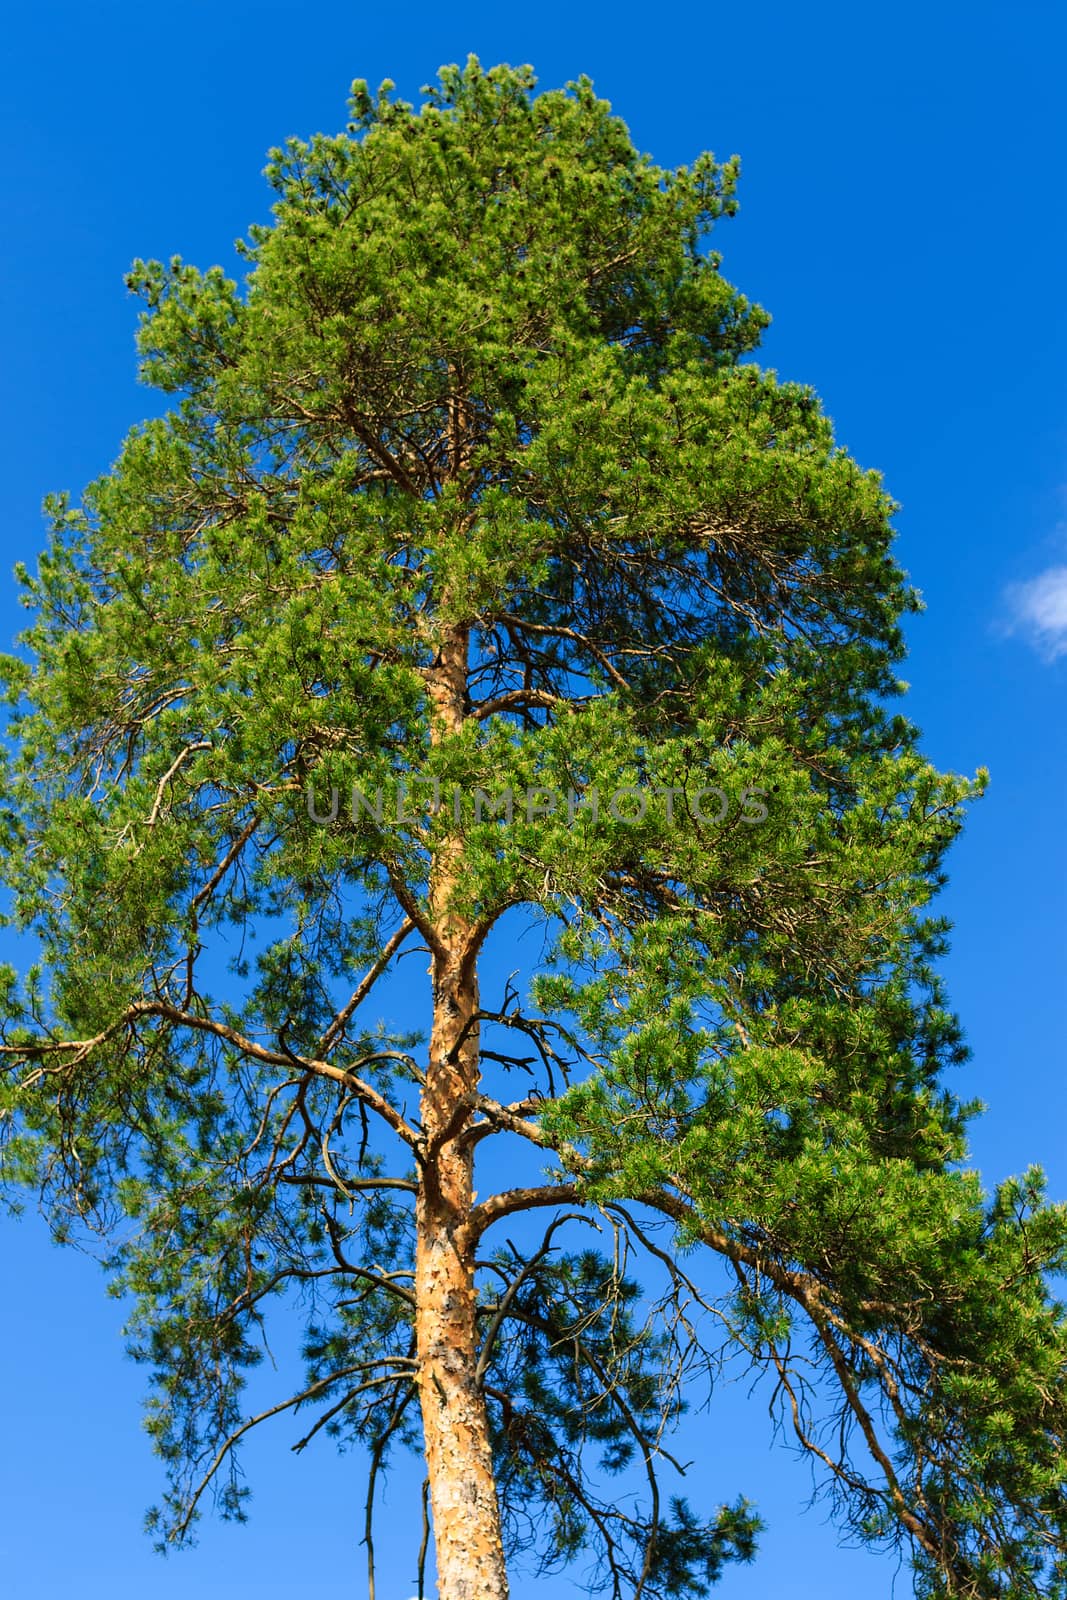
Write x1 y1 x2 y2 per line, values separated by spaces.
1 2 1065 1596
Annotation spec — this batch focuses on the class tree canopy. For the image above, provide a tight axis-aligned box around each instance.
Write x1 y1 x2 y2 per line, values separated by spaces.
1 57 1065 1600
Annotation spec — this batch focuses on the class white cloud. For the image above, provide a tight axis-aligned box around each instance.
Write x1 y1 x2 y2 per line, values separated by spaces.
1004 565 1067 660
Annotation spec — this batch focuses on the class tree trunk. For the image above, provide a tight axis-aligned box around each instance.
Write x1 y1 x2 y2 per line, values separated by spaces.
415 613 510 1599
415 948 509 1600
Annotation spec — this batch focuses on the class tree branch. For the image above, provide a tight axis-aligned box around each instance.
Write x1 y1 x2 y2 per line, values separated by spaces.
468 1184 581 1243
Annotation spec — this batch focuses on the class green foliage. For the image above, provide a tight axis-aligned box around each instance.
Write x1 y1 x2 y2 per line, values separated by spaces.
0 55 1063 1599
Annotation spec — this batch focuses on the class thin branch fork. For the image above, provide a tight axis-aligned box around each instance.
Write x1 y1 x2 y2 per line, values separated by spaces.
142 740 213 831
172 1360 408 1543
474 1212 592 1385
2 999 420 1148
638 1186 949 1566
317 917 415 1055
191 814 260 910
490 611 634 693
492 1298 676 1600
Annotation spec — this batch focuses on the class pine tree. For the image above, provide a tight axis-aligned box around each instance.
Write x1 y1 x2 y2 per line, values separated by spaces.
2 58 1065 1600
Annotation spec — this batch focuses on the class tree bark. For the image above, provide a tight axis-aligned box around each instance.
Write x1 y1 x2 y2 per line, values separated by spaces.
415 616 510 1599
